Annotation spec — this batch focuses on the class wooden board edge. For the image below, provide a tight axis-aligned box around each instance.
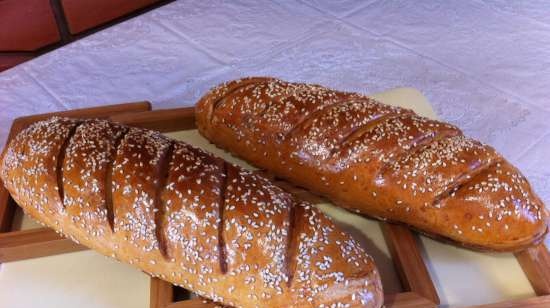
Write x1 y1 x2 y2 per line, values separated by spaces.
12 101 152 127
381 223 440 304
0 119 27 232
515 243 550 295
385 291 437 308
164 292 435 308
0 185 15 233
109 107 196 132
468 294 550 308
165 298 218 308
150 277 174 308
0 228 85 262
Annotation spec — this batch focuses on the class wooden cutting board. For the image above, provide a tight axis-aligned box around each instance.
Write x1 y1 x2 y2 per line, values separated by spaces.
0 88 536 308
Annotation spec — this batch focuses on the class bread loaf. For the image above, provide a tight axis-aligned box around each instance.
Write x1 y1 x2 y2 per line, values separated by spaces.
196 77 548 252
0 117 383 308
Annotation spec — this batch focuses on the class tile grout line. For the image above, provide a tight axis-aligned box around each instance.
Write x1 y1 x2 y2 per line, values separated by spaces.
49 0 73 44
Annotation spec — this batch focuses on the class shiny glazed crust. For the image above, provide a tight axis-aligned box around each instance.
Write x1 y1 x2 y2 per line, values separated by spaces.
195 77 548 252
0 117 383 308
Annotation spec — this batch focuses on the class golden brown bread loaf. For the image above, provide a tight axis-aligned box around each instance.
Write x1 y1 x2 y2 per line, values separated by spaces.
196 77 548 252
0 117 383 308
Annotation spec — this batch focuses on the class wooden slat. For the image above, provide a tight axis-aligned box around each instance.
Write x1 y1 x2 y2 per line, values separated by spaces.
0 186 14 232
12 101 151 129
165 292 436 308
2 115 26 147
150 278 174 308
381 223 439 304
385 292 437 308
166 298 220 308
109 107 196 132
173 286 192 302
0 228 86 262
469 294 550 308
0 120 27 232
515 243 550 295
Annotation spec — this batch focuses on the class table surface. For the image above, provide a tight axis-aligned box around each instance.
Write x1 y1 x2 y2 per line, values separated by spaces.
0 0 548 306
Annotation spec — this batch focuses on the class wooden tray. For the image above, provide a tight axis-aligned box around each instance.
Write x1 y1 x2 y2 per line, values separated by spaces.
0 102 549 308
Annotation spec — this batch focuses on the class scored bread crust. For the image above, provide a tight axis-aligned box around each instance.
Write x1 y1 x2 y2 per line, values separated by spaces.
0 117 383 308
195 77 548 252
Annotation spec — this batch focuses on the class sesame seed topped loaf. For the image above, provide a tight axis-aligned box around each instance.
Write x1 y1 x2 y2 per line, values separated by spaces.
0 117 383 308
195 77 548 252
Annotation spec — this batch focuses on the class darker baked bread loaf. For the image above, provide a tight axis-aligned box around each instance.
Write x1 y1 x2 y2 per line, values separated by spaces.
195 77 548 252
0 117 383 308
